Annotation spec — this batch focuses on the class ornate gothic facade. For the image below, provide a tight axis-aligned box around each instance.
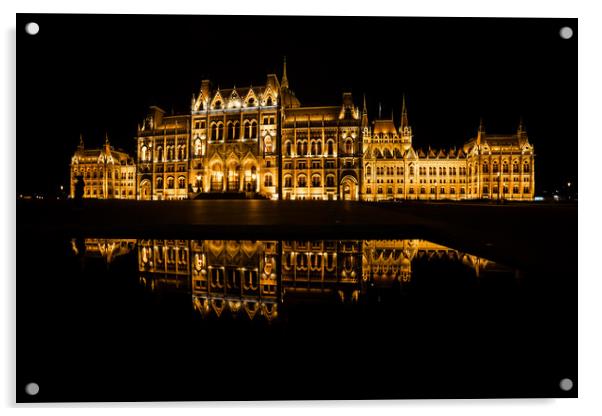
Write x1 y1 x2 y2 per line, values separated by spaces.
71 59 535 201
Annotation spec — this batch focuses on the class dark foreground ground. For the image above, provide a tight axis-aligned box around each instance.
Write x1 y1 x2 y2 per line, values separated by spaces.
18 199 576 274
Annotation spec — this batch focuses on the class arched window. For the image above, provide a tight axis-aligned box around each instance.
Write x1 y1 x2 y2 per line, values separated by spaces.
214 100 222 109
345 139 353 155
298 175 307 187
327 140 334 156
285 141 292 156
157 177 163 189
194 139 202 156
250 120 257 138
513 161 519 173
523 163 530 173
502 161 509 173
326 175 335 187
297 141 303 156
167 177 175 189
141 146 149 161
266 97 273 106
482 162 489 173
211 123 218 140
317 141 322 155
311 175 321 188
366 166 372 175
179 146 186 160
284 175 292 187
178 176 186 189
227 121 235 141
264 136 272 153
217 123 224 141
264 174 273 187
248 97 255 107
410 166 415 176
156 146 163 162
492 162 499 173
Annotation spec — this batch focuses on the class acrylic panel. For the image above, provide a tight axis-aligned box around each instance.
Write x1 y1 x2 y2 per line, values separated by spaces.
17 14 577 402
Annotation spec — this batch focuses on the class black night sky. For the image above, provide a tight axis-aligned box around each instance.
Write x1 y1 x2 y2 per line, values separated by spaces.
17 14 577 196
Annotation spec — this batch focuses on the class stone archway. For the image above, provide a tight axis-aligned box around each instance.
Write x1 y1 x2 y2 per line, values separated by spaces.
139 179 151 200
340 175 358 201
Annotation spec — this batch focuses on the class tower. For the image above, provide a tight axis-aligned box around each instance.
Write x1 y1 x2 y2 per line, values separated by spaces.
400 95 413 151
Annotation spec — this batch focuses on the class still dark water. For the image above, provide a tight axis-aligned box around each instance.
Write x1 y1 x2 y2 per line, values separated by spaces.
17 235 576 401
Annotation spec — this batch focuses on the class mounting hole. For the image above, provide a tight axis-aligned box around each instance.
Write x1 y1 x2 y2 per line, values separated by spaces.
559 378 573 391
559 26 573 40
25 382 39 396
25 22 39 35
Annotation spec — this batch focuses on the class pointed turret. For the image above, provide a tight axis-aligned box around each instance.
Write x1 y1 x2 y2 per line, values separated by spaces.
361 94 369 128
281 56 289 89
104 132 111 153
78 133 84 150
399 95 413 151
400 94 409 131
517 117 525 134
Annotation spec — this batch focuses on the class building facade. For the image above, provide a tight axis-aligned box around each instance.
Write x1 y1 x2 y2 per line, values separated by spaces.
69 135 136 199
72 59 535 201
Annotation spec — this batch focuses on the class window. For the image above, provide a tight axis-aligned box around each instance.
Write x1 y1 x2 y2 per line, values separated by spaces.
285 141 292 156
194 139 202 156
264 136 272 153
167 177 175 189
298 175 307 187
284 176 292 187
482 163 489 174
483 186 489 194
345 139 353 155
178 177 186 189
502 162 509 173
513 162 519 173
513 185 519 194
366 166 372 175
311 175 321 187
266 97 273 106
214 100 222 109
250 121 257 138
327 140 334 156
264 174 273 187
157 177 163 189
523 163 530 173
523 186 530 193
326 175 335 187
492 162 499 173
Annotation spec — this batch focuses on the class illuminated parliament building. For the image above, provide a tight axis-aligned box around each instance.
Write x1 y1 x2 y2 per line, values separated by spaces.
71 59 535 201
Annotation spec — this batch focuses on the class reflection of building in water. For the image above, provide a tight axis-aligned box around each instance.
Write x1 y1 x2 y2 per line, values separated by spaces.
71 238 136 264
134 239 513 322
138 239 280 321
362 239 502 285
281 240 362 304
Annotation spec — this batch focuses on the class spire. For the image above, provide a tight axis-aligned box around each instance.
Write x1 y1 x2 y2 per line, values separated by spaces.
518 116 525 133
400 94 409 130
361 93 369 128
104 132 111 153
78 133 84 150
477 118 485 146
281 56 289 89
378 102 382 119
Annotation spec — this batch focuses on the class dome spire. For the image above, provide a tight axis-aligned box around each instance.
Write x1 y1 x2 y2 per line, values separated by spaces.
78 133 84 150
281 56 289 89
